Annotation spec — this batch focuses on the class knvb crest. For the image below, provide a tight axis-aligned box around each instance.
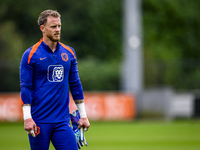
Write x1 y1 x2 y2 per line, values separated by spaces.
61 53 68 62
47 65 64 82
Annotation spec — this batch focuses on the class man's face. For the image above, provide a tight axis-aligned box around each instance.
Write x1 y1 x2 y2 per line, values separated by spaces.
42 16 61 42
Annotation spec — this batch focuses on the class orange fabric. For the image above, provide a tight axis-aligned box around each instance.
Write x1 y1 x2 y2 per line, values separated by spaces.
28 39 43 64
35 126 40 136
59 42 76 59
20 98 24 106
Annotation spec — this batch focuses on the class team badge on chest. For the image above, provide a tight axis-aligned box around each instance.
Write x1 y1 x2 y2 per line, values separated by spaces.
47 65 64 82
61 53 68 62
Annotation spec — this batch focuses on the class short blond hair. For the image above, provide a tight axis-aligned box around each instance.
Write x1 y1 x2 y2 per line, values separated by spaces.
38 10 61 26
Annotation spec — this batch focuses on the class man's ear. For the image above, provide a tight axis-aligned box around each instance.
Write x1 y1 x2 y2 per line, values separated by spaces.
40 25 45 33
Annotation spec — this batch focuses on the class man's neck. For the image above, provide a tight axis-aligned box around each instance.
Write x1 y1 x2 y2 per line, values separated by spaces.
43 37 58 52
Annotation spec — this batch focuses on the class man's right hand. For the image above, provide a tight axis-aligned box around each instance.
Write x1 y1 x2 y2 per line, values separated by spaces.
24 118 37 137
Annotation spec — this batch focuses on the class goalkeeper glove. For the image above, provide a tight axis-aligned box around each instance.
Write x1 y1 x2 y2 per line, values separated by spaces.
70 110 88 149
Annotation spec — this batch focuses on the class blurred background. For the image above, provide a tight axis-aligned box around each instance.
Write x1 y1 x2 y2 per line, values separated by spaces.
0 0 200 149
0 0 200 92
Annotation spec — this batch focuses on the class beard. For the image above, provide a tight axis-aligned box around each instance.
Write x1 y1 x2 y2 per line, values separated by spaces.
47 33 61 42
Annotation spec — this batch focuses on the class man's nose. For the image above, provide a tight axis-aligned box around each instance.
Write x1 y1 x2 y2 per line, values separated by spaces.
56 26 61 31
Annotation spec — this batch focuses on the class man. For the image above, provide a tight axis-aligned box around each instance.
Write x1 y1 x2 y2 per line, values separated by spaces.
20 10 90 150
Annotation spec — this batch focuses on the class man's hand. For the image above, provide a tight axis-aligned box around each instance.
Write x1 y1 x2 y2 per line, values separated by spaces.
78 117 90 131
70 110 89 149
24 118 37 137
74 100 90 131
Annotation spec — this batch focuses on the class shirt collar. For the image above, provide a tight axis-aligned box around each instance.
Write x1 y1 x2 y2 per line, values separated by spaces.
40 39 61 52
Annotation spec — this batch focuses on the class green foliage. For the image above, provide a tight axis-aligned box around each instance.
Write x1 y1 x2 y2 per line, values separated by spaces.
1 0 200 91
58 0 123 61
0 0 122 91
78 58 120 91
143 0 200 89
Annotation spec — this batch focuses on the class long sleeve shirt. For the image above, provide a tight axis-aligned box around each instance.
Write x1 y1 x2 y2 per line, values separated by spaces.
20 39 84 123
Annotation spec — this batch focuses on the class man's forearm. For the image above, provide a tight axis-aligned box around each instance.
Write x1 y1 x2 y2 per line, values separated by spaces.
74 99 84 104
22 104 32 120
74 99 87 118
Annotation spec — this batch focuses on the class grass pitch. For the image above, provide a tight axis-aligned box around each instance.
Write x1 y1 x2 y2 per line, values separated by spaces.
0 120 200 150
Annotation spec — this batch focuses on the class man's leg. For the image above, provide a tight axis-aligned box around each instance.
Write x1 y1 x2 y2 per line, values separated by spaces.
51 121 78 150
29 123 53 150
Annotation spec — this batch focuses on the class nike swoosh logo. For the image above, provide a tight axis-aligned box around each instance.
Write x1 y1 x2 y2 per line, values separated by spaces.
40 57 47 60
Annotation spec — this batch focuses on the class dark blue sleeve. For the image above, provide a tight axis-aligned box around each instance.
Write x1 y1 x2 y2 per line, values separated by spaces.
20 49 34 105
69 56 84 100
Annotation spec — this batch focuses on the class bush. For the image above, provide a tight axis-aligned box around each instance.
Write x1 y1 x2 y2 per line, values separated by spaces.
78 58 120 91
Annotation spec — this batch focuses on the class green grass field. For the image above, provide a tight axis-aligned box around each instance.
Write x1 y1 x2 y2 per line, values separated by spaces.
0 120 200 150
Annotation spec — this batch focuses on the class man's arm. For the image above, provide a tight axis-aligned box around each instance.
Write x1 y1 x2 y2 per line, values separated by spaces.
74 100 90 131
20 50 37 137
68 48 90 130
